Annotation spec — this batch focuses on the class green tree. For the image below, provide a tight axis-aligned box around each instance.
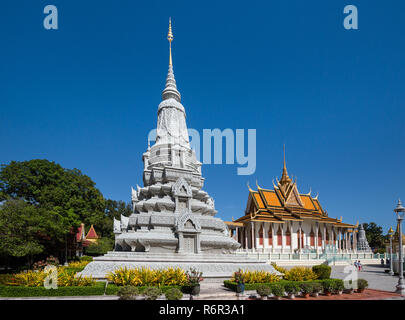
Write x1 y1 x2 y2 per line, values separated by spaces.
99 199 132 239
363 222 386 250
0 159 106 264
0 159 105 228
0 199 66 266
85 237 114 256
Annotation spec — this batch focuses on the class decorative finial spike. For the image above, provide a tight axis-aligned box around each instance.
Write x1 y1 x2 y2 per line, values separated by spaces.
167 17 173 66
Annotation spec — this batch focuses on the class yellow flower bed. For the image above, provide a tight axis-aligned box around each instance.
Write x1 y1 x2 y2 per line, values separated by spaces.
0 268 95 287
67 260 90 268
283 267 318 281
230 270 281 284
106 267 188 287
271 262 288 274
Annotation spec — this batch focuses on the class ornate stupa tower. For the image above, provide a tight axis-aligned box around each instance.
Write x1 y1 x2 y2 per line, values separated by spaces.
356 224 372 252
79 19 278 279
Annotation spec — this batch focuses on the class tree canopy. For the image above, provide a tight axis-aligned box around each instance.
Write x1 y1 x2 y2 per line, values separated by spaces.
363 222 386 249
0 159 131 266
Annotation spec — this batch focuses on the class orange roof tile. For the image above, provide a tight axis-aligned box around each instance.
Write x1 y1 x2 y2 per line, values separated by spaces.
262 190 282 207
253 192 265 209
300 195 316 210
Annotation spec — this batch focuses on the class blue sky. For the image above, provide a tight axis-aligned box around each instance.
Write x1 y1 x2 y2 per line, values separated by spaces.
1 1 404 233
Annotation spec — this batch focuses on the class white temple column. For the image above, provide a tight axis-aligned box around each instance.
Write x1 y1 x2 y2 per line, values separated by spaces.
298 222 302 253
290 222 294 253
251 221 255 251
244 225 248 249
281 224 285 254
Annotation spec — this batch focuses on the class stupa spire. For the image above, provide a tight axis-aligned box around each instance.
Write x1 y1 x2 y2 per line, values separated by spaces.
162 17 181 102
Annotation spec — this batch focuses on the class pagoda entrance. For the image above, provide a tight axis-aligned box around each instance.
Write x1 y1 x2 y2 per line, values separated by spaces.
183 234 197 253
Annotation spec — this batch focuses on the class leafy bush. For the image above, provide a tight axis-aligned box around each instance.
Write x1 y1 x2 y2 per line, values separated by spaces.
300 282 314 294
271 263 288 274
284 267 318 281
0 281 105 297
0 268 95 287
105 283 184 296
321 279 335 292
256 285 271 297
312 282 323 294
230 270 280 284
68 260 90 269
143 287 162 300
333 279 344 293
284 282 299 295
80 256 93 262
357 279 368 290
106 267 188 287
165 288 183 300
270 283 284 297
312 282 323 293
117 286 139 300
85 238 114 256
312 264 331 280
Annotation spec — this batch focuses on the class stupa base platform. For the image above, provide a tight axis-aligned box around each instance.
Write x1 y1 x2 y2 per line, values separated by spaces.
77 251 280 279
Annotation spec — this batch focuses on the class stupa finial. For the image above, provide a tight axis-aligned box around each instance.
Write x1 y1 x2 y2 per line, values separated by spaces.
162 18 181 102
167 17 173 66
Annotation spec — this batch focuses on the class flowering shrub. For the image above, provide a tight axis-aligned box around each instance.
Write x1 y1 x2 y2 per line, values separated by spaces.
106 267 188 287
185 268 203 285
0 268 95 287
283 267 318 281
271 262 288 274
230 270 280 284
233 269 245 284
68 260 90 268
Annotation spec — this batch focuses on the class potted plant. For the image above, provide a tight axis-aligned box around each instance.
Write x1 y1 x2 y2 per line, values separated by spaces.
300 282 314 298
256 285 271 300
357 279 368 293
186 268 203 296
312 282 323 297
143 287 163 300
334 280 344 295
322 280 334 296
233 269 245 294
284 282 299 299
271 283 284 300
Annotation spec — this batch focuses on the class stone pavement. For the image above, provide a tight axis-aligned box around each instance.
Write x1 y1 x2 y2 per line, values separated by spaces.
330 264 400 292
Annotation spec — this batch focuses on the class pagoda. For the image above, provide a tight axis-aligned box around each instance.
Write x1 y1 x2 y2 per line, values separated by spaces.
79 19 278 279
227 149 358 253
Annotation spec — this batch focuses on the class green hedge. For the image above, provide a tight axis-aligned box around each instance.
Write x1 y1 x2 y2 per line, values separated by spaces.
223 279 343 293
105 283 187 296
312 264 332 279
0 281 106 297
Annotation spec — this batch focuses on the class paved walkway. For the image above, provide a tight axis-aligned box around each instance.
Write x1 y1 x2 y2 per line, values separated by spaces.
331 264 399 292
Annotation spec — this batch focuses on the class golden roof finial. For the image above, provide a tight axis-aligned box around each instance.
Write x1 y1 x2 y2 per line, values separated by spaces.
388 226 394 234
255 179 261 189
247 181 253 192
167 17 174 66
280 144 291 185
